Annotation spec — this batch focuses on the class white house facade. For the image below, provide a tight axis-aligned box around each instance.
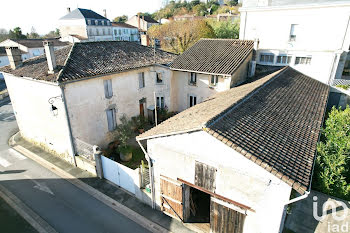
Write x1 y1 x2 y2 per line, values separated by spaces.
239 0 350 84
112 22 140 42
59 8 113 42
126 15 159 32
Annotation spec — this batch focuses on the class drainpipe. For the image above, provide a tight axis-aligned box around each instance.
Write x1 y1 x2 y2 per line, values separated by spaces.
59 83 77 166
136 139 155 209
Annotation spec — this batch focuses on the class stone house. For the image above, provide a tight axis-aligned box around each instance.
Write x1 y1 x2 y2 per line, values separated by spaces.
0 38 69 67
126 15 159 32
170 39 255 111
0 41 175 163
136 67 329 233
59 8 113 42
239 0 350 85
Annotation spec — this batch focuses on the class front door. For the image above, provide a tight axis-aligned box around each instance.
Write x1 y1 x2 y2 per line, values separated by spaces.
160 175 184 221
139 98 146 118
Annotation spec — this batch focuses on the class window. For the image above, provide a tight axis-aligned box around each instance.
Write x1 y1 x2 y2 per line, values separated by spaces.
156 96 165 108
102 28 105 35
104 79 113 98
95 20 98 25
96 29 99 35
138 72 145 88
260 54 274 63
189 95 197 107
87 20 91 25
276 55 292 64
295 56 312 65
156 72 163 84
108 29 110 35
189 72 197 85
289 24 298 42
102 21 105 26
106 108 116 131
119 29 122 34
210 75 219 86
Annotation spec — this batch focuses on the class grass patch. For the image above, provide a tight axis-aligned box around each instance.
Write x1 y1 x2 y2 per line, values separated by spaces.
119 146 146 169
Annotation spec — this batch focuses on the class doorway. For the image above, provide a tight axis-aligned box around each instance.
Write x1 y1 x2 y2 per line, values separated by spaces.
188 187 210 223
139 98 146 118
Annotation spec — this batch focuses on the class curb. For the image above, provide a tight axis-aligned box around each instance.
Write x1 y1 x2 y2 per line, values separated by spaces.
10 133 170 233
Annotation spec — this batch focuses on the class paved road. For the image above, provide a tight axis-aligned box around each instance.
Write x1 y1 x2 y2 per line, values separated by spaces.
0 98 151 233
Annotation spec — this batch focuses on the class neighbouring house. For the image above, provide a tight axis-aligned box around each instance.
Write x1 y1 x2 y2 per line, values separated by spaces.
170 39 255 112
111 22 140 42
239 0 350 85
59 8 113 42
0 41 175 163
126 15 159 32
136 67 329 233
0 39 69 67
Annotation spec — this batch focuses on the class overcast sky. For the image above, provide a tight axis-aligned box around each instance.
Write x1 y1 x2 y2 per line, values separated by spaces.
0 0 163 35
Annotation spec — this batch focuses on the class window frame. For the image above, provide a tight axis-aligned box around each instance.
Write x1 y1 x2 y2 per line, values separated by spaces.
295 56 312 65
138 72 145 89
189 72 197 85
189 94 197 107
156 96 165 109
106 108 116 132
156 72 163 84
259 53 275 64
289 24 298 42
276 55 292 64
210 75 219 87
104 79 113 99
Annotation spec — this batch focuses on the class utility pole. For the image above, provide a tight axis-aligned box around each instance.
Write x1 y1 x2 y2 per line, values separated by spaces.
154 92 158 126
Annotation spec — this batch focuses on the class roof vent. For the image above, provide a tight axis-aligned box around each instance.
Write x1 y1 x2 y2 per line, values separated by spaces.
43 41 57 74
5 47 22 70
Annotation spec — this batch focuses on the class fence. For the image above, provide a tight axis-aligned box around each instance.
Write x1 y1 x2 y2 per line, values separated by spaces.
140 161 150 189
101 155 140 194
73 138 94 160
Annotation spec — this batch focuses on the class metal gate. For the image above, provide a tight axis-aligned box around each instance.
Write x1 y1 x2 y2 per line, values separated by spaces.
160 175 184 221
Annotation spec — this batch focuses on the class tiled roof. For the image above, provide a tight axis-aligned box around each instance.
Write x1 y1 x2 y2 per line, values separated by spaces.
112 22 137 29
60 8 107 20
139 15 158 24
0 41 176 83
10 38 69 48
138 67 329 194
170 39 254 75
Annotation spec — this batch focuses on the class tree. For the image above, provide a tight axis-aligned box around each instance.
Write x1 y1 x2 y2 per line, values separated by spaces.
9 27 27 39
192 3 207 16
113 15 128 23
313 106 350 200
208 18 240 39
148 19 215 54
27 27 40 39
0 28 9 42
44 29 60 38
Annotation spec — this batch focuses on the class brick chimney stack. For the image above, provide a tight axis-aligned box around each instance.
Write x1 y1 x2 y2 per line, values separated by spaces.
103 9 107 18
5 47 22 70
43 41 57 74
137 13 141 30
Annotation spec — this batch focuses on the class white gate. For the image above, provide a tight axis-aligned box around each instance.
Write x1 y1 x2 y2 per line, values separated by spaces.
101 155 138 194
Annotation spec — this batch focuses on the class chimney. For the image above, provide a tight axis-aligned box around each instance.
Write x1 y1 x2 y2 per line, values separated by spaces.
137 13 141 30
103 9 107 18
142 15 145 30
67 7 71 13
5 47 22 70
43 41 57 74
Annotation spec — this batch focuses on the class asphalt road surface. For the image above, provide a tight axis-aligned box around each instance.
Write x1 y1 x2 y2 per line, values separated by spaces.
0 98 151 233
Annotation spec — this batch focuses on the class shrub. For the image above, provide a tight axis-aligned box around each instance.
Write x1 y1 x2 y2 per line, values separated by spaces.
313 106 350 200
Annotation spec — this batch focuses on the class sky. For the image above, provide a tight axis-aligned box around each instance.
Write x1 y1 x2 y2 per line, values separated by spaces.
0 0 164 35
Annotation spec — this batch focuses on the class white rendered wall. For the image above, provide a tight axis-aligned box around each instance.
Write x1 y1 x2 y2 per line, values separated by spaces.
64 66 173 148
147 131 292 233
240 3 350 83
3 74 72 156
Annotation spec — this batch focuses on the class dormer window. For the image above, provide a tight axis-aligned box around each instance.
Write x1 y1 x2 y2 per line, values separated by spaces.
102 21 105 26
87 20 91 25
95 20 98 25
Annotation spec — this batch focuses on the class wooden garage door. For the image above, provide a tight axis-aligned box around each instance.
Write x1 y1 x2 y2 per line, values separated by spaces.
160 175 183 221
210 198 245 233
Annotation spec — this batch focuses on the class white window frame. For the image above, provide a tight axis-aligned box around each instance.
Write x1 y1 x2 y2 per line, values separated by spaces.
138 72 145 89
189 72 197 85
106 108 116 132
260 53 274 63
276 55 292 64
189 94 197 107
104 79 113 98
156 96 165 109
210 75 219 87
295 56 312 65
289 24 298 42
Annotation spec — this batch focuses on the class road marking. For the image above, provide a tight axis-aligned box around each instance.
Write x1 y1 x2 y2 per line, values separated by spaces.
8 148 27 160
24 175 54 196
0 157 12 167
3 114 15 120
0 183 58 233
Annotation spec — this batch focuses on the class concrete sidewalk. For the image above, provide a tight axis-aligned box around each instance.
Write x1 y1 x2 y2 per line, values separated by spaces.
10 133 194 233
